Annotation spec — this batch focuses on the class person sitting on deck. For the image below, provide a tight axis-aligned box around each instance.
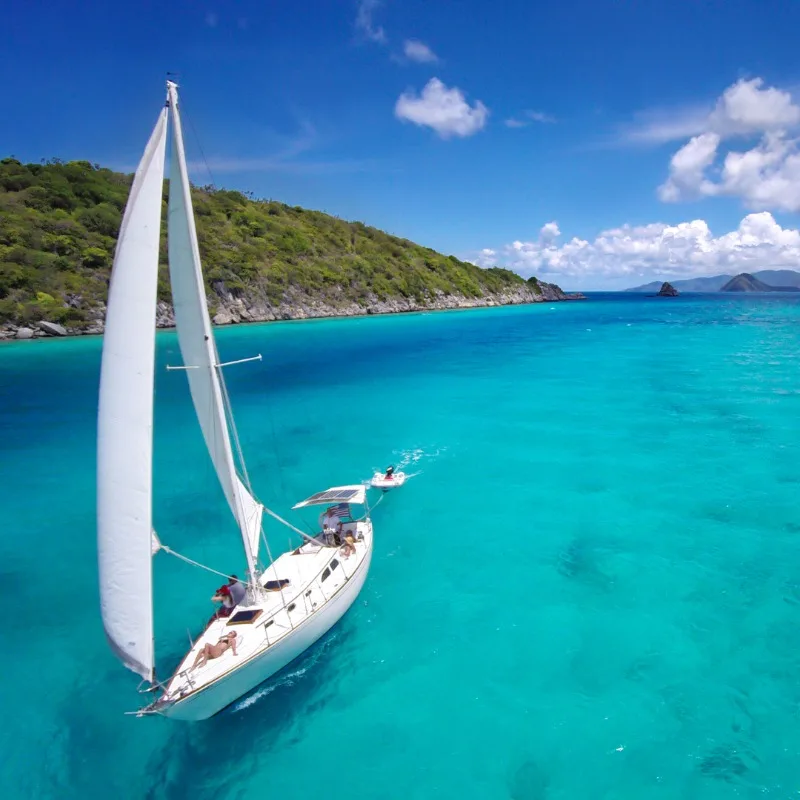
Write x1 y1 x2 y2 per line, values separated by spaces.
227 574 246 606
340 532 357 558
191 631 238 670
210 575 246 622
384 466 395 480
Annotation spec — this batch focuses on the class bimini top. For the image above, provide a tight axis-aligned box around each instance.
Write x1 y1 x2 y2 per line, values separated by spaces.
292 485 367 509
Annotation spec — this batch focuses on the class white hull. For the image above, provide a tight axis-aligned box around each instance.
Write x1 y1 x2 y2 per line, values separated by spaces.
158 529 372 720
370 471 406 489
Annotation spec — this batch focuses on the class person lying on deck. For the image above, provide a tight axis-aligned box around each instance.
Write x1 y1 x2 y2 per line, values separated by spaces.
192 631 238 670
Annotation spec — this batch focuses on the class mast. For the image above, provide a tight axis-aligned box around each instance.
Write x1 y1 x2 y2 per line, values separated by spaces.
165 81 262 592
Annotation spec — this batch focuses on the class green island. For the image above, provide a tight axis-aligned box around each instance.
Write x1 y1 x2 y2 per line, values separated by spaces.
0 157 578 338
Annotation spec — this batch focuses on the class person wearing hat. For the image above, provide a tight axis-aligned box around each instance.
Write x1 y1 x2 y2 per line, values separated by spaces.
210 575 246 621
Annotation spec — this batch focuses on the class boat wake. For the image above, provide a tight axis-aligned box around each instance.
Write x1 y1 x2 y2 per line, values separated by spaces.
229 631 340 713
392 446 446 471
230 667 308 712
364 446 446 483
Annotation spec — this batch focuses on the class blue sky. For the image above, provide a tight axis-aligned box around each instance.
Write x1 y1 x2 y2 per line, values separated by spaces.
3 0 800 290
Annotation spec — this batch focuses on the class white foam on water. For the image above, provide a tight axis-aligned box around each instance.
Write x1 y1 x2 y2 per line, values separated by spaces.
391 446 447 471
231 663 311 712
230 632 339 713
364 446 445 485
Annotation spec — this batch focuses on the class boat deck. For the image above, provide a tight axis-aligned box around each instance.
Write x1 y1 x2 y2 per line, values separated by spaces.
159 520 371 704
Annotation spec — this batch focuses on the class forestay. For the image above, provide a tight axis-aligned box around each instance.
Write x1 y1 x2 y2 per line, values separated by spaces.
97 106 168 683
166 82 262 575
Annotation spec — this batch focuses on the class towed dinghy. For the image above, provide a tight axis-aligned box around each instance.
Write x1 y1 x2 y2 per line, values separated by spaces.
370 466 406 490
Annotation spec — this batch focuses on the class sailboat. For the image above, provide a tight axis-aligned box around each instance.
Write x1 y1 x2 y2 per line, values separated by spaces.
97 81 374 721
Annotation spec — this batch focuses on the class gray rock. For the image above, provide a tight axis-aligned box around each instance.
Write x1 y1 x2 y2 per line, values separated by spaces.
657 281 679 297
213 309 239 326
155 301 175 328
38 320 68 336
16 327 34 340
2 279 586 339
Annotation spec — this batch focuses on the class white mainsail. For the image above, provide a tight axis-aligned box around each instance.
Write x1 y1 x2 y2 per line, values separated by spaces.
165 82 262 578
97 106 168 683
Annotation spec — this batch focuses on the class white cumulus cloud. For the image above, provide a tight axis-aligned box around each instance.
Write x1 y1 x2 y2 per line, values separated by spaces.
483 212 800 282
403 39 438 63
474 248 497 266
657 78 800 212
658 132 721 201
395 78 488 139
710 78 800 136
539 221 561 241
622 78 800 145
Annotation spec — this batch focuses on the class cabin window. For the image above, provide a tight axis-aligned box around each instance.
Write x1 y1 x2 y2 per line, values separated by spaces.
287 603 296 612
321 568 331 583
264 620 274 629
330 559 340 571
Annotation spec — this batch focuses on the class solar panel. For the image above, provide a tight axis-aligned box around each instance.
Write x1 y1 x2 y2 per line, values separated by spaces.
305 488 359 503
293 485 366 509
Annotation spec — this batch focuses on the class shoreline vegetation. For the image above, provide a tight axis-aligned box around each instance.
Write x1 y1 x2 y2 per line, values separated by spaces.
0 157 583 340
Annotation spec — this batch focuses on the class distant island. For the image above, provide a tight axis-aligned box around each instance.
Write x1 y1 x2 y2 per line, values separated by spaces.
718 273 800 292
657 282 679 297
627 270 800 293
0 158 583 339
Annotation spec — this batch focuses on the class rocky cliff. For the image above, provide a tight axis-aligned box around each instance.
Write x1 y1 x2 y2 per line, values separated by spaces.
1 281 582 339
0 157 584 340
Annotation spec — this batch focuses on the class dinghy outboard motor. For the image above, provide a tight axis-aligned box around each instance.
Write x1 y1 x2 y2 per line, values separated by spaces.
370 464 405 490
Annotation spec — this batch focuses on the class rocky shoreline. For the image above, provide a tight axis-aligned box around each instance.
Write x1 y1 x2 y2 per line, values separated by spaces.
0 283 585 340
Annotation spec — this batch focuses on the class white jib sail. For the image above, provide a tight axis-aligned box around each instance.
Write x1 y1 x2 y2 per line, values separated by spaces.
97 106 168 683
166 82 262 574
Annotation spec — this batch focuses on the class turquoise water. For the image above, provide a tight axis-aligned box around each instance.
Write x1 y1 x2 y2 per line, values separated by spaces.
3 293 800 799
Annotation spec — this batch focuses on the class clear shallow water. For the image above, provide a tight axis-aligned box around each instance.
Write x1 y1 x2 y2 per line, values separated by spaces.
3 293 800 799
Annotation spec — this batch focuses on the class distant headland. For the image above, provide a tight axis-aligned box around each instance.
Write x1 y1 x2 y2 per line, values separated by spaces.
0 157 584 340
627 270 800 293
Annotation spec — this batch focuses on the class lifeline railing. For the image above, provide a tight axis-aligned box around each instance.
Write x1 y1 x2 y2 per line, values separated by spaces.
259 521 366 646
156 519 371 698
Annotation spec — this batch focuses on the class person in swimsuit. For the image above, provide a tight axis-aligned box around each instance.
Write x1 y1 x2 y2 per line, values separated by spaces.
384 466 394 480
340 532 357 558
192 631 238 670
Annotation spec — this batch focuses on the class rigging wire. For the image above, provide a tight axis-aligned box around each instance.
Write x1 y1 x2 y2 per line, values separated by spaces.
182 94 314 542
181 99 218 192
159 543 258 588
172 90 365 564
179 90 276 586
